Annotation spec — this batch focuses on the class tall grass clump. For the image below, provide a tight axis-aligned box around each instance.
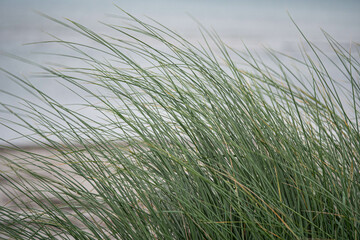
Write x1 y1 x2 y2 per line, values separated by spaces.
0 11 359 239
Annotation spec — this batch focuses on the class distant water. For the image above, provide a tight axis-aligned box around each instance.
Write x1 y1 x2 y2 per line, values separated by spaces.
1 0 359 145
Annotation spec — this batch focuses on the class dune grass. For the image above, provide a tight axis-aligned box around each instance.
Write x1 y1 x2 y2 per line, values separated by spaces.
0 11 359 239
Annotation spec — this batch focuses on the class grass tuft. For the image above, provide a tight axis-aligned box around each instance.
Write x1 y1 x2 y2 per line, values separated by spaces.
0 11 359 239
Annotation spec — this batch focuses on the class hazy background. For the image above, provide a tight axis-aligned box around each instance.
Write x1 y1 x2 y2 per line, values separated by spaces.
1 0 359 146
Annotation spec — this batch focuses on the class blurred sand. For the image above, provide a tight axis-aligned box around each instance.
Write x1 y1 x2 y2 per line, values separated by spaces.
0 146 91 210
